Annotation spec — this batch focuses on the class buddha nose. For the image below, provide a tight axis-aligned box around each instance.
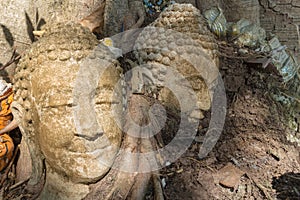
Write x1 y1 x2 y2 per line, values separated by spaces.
73 98 104 141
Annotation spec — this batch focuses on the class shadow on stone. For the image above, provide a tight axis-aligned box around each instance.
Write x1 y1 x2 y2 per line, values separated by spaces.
0 24 14 47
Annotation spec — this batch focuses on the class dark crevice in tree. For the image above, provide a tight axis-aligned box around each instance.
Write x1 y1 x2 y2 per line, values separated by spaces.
35 8 39 26
25 10 46 43
37 18 46 31
36 9 46 31
25 11 35 43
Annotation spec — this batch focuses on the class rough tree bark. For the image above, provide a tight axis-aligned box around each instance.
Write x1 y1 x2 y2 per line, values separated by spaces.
0 0 117 80
259 0 300 62
195 0 300 62
1 1 299 80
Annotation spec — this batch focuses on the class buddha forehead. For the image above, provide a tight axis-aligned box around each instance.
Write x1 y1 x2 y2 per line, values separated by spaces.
30 61 79 106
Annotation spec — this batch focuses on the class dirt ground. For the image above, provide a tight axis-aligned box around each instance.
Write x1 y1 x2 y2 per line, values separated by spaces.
160 52 300 199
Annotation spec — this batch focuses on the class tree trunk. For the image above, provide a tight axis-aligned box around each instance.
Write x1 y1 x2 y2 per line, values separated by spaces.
1 0 299 77
195 0 300 62
259 0 300 62
0 0 105 80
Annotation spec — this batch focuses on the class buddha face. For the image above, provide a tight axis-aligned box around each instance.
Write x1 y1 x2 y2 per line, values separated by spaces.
31 59 123 183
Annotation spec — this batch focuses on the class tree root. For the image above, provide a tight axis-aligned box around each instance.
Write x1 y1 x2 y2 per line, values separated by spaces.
86 94 164 200
153 174 164 200
3 159 45 200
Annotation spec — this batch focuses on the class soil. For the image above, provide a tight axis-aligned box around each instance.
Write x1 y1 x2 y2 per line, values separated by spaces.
160 50 300 199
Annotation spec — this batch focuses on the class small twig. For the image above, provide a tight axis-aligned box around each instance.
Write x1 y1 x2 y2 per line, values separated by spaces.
186 157 217 172
246 173 274 200
186 156 202 164
217 52 252 60
286 174 300 181
279 91 300 103
14 40 31 46
8 179 29 191
294 187 300 197
0 49 21 71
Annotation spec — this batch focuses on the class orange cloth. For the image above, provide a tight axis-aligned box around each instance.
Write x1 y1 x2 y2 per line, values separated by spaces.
0 134 14 171
0 89 14 171
0 89 14 129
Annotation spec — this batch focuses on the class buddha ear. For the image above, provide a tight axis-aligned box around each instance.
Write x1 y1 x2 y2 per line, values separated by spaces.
11 101 45 195
11 100 33 137
11 102 23 127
